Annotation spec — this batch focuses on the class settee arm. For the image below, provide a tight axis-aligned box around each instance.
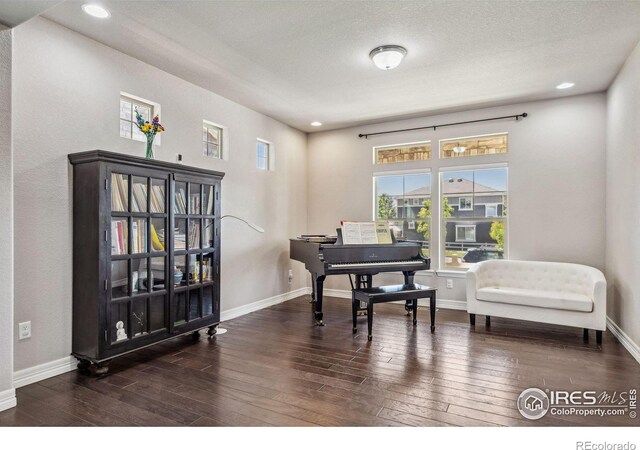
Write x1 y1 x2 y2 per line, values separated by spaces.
466 264 482 312
591 275 607 331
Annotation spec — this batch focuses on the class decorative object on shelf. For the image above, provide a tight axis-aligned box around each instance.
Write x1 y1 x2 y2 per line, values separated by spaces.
115 321 127 341
133 312 145 336
134 107 165 159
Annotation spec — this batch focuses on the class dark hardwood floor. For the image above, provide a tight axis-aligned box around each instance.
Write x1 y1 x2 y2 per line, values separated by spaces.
2 294 639 427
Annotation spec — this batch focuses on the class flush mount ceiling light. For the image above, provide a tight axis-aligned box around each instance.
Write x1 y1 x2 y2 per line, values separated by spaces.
369 45 407 70
81 3 110 18
310 121 322 127
556 82 575 90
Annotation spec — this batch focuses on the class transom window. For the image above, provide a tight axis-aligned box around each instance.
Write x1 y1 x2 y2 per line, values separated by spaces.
440 133 507 159
374 141 431 164
119 93 160 144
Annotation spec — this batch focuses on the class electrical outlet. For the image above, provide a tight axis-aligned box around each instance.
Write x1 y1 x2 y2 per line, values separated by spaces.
19 321 31 340
446 279 453 289
288 269 293 284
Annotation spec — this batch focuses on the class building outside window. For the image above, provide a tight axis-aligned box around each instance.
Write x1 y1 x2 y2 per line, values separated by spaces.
440 166 507 269
203 121 224 159
119 93 160 144
374 171 431 256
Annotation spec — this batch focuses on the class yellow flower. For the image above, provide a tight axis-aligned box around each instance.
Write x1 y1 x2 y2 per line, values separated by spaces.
141 124 151 133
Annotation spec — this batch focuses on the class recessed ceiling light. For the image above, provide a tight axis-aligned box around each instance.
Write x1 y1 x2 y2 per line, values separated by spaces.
369 45 407 70
310 121 322 127
556 82 575 90
82 3 110 19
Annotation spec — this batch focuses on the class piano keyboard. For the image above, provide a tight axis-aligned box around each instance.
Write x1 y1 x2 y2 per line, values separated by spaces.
329 260 426 268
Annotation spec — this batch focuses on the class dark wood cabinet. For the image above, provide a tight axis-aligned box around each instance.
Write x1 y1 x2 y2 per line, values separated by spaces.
68 150 224 374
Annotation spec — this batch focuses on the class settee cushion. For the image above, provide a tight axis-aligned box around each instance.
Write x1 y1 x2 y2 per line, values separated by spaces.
476 287 593 313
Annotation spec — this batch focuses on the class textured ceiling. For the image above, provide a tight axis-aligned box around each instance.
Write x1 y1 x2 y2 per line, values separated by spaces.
41 0 640 132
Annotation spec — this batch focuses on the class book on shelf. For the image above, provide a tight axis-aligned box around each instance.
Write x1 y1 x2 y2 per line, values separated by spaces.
175 188 186 214
150 185 165 212
188 221 200 248
206 188 214 215
132 183 147 212
111 220 126 255
174 228 186 250
111 174 129 211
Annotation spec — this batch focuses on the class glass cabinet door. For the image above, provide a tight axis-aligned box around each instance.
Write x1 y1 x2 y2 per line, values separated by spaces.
109 171 169 345
171 178 217 330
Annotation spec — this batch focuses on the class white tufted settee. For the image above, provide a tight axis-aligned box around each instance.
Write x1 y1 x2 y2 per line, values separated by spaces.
466 260 607 343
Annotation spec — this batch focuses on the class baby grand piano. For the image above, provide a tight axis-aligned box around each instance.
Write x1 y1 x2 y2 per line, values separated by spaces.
290 233 430 325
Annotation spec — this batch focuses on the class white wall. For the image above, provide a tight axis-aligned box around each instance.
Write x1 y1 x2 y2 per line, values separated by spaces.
605 41 640 350
0 24 16 411
306 94 607 298
12 18 308 372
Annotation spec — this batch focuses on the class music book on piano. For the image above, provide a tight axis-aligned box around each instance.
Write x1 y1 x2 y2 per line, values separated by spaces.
341 221 393 245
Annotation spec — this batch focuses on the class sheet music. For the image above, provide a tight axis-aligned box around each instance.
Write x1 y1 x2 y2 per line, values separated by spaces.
342 221 390 245
342 222 362 244
375 221 393 244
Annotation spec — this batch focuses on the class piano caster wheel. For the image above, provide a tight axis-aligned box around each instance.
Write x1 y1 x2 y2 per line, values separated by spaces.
352 328 357 334
315 320 325 327
413 320 417 326
367 335 372 341
431 325 435 333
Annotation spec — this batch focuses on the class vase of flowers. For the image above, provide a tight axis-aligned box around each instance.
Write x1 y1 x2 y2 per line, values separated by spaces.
135 107 165 159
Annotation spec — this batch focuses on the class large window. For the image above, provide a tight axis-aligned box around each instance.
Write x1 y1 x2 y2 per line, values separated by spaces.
374 172 431 256
120 93 160 144
440 166 507 269
374 141 431 164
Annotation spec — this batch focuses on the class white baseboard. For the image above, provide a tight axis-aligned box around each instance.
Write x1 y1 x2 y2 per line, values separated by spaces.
13 355 77 388
0 387 16 412
10 287 312 390
221 287 310 322
607 316 640 366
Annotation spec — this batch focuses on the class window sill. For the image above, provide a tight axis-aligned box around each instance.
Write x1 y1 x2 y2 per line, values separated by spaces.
435 270 468 279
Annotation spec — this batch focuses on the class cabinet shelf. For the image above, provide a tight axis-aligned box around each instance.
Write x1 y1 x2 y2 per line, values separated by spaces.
69 150 224 371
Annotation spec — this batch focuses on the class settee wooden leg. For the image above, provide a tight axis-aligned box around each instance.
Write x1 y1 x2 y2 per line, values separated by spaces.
596 330 602 345
486 316 491 327
469 313 476 326
583 329 589 341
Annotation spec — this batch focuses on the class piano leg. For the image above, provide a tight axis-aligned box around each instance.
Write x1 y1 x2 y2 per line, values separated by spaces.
403 271 416 315
312 274 326 326
310 273 316 303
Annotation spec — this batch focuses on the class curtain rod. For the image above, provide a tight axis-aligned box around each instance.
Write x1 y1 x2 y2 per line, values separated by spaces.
358 112 528 139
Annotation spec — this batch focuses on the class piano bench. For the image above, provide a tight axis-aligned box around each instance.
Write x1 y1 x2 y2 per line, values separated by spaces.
352 284 437 341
